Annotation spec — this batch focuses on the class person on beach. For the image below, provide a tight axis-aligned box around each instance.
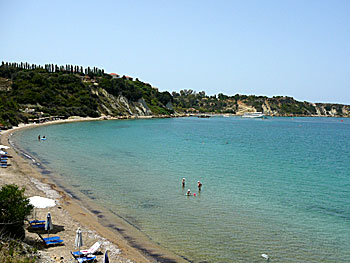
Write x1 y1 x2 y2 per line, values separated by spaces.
38 135 41 141
197 181 202 192
186 189 192 196
182 178 186 188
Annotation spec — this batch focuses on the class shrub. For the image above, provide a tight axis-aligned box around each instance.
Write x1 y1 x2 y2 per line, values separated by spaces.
0 185 33 239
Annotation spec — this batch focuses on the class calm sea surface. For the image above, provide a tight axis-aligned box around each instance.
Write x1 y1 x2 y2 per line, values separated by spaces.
12 117 350 262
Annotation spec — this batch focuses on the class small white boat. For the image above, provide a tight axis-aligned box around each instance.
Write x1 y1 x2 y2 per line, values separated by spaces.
242 112 265 118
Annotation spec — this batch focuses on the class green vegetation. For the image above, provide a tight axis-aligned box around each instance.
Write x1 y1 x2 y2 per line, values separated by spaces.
0 61 349 128
0 62 173 127
172 89 348 117
98 76 173 115
0 238 38 263
0 184 33 239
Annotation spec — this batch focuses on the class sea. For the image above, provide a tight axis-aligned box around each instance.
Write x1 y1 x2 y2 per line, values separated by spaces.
11 117 350 262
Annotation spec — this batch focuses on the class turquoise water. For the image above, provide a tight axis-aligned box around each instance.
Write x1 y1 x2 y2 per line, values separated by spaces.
13 117 350 262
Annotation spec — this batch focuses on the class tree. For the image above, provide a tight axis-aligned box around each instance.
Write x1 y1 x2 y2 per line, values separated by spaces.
0 184 33 239
218 93 228 100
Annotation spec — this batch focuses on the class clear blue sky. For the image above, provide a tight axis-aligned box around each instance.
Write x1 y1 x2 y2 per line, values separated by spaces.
1 0 349 104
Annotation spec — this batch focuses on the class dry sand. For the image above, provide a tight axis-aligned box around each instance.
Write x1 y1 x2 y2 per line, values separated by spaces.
0 117 188 263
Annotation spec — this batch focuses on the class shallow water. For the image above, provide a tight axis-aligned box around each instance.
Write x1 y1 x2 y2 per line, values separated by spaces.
13 117 350 262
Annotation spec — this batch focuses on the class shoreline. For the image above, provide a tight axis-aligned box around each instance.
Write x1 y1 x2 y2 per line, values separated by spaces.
0 117 190 263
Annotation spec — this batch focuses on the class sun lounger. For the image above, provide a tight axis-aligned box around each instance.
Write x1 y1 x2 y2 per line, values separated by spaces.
30 220 45 224
71 242 101 257
29 219 46 229
31 223 45 229
71 252 96 263
77 256 96 263
38 233 64 246
44 239 64 246
42 236 61 241
0 163 7 168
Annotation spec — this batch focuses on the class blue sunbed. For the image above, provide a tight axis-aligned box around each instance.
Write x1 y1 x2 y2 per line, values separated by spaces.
29 220 45 224
38 234 64 246
43 236 60 241
31 223 45 229
70 252 96 263
44 239 64 246
77 256 96 263
29 220 46 229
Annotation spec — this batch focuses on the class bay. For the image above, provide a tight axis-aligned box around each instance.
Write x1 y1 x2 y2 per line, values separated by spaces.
12 117 350 262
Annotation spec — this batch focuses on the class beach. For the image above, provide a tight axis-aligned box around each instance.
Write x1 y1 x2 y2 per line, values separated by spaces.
0 117 188 263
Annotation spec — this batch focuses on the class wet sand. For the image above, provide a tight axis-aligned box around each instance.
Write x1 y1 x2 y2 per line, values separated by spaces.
0 117 189 263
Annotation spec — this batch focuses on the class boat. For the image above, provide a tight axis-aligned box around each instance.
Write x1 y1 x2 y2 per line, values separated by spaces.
242 112 265 118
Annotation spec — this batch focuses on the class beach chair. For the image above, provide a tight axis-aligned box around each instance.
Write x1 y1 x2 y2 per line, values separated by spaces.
29 219 46 229
71 252 96 263
29 220 46 224
42 236 61 241
38 233 64 246
0 163 7 168
71 241 101 257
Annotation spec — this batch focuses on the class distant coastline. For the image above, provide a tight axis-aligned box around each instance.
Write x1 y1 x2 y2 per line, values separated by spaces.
1 61 349 129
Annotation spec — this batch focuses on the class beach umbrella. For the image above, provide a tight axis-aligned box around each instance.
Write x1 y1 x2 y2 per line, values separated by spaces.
29 196 56 220
45 212 53 237
75 228 83 253
0 145 10 149
29 196 56 208
104 250 109 263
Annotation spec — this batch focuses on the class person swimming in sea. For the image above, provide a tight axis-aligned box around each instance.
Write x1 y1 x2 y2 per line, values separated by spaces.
197 181 202 192
182 178 186 188
186 189 192 196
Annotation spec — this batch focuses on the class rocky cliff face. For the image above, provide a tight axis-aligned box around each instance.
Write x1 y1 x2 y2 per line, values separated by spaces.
235 98 350 117
92 87 156 117
313 103 350 117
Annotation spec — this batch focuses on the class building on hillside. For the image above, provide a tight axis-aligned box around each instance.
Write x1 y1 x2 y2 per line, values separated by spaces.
123 75 133 81
109 73 120 79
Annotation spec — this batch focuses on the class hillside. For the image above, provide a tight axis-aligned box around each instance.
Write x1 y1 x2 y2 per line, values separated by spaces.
172 90 350 117
0 62 349 128
0 62 173 128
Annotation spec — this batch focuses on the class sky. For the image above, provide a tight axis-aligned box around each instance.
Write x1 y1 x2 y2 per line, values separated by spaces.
1 0 349 104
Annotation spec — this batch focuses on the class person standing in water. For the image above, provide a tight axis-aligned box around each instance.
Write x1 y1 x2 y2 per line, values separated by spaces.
186 189 192 196
182 178 186 188
38 135 41 141
197 181 202 192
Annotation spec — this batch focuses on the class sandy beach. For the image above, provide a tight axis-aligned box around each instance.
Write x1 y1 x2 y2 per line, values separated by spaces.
0 117 188 263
